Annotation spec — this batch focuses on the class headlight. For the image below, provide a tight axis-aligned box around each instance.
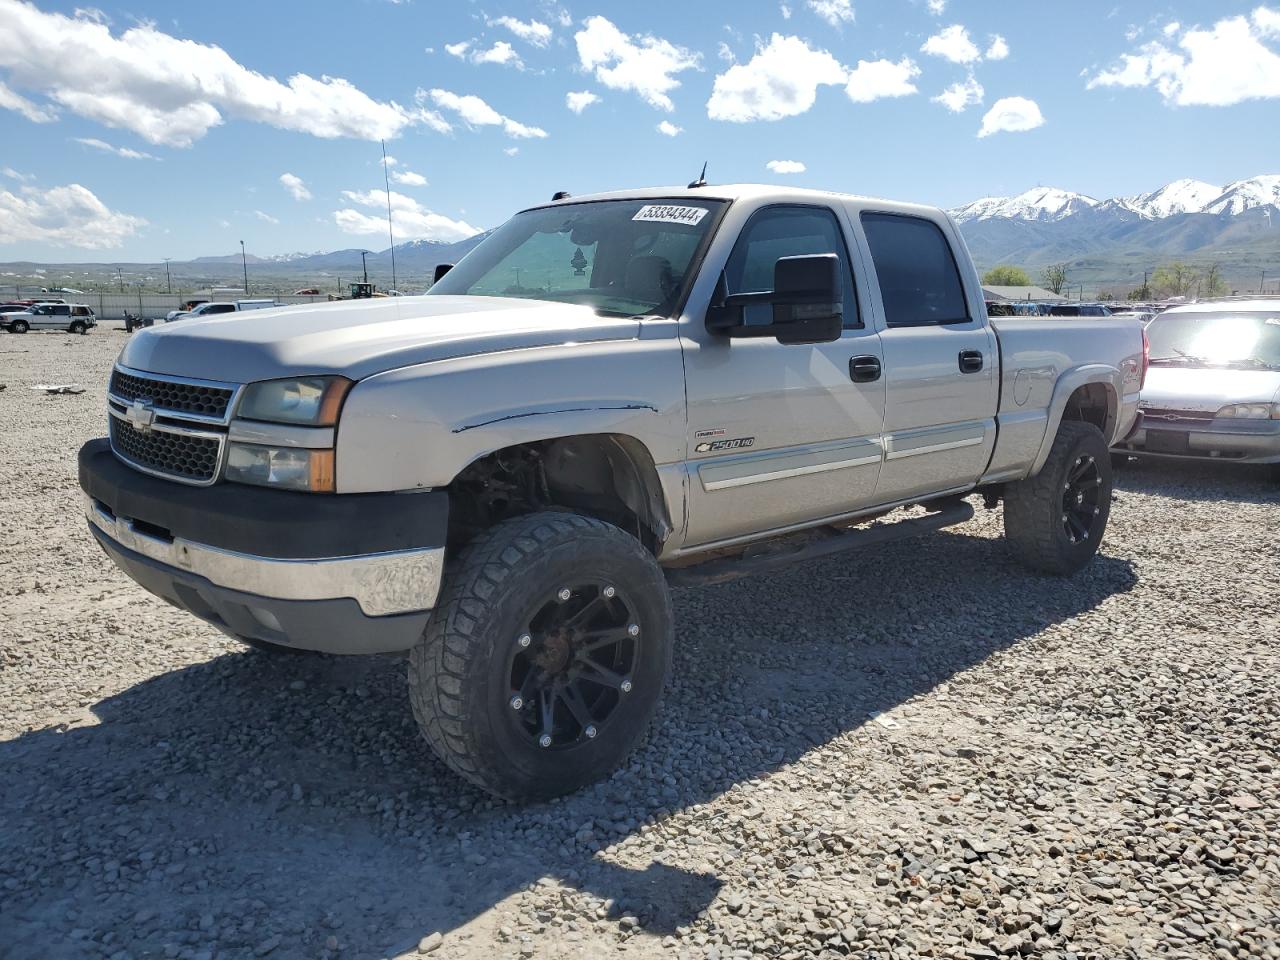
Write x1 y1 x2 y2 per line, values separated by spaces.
237 376 352 426
1216 402 1280 420
225 444 335 492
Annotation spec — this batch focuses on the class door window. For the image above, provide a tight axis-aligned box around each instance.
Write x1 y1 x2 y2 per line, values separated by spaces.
724 206 860 328
861 213 970 327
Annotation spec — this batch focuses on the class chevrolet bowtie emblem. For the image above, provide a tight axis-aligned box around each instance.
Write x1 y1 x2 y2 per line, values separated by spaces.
126 397 156 433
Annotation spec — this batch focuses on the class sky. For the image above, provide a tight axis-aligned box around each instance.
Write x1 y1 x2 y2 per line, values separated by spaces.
1 0 1278 262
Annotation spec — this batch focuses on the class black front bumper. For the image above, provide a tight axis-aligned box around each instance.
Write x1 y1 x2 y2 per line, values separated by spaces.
78 439 449 654
79 439 446 558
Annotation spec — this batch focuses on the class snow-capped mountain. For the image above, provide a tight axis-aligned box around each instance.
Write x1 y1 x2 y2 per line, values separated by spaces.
950 187 1098 224
1201 175 1280 216
1119 179 1223 218
950 175 1278 224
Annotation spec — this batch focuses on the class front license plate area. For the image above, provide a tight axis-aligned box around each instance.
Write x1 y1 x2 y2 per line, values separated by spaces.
1145 430 1190 454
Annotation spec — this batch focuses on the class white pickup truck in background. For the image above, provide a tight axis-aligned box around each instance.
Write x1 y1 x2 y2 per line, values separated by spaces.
79 184 1147 800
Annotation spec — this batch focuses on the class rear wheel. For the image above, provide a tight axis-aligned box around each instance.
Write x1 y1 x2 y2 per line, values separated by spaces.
409 511 673 801
10 318 28 334
1005 422 1113 575
69 320 87 335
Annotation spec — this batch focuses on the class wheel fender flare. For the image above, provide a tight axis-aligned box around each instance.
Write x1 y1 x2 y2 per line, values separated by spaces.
1029 364 1121 477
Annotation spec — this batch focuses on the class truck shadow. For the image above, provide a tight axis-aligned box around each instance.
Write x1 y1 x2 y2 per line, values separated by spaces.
1 527 1137 960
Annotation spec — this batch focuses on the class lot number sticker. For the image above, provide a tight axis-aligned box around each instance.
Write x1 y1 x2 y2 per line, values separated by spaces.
632 204 709 226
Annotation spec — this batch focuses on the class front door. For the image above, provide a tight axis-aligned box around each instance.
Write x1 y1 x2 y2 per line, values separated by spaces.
682 204 886 549
857 212 997 503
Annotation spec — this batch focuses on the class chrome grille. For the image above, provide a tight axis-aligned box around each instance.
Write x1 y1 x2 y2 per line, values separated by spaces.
109 416 223 484
1139 407 1213 427
110 368 234 420
106 366 239 485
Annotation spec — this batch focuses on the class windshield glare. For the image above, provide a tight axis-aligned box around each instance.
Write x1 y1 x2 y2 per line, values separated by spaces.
427 198 726 318
1147 312 1280 367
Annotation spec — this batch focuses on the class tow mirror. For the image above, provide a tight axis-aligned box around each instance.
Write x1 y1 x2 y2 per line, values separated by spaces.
706 254 842 345
433 263 454 283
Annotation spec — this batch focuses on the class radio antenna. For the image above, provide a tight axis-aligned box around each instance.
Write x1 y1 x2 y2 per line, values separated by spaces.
687 161 708 189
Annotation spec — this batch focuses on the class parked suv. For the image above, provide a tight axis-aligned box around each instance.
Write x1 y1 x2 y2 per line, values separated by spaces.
79 184 1145 800
4 302 97 334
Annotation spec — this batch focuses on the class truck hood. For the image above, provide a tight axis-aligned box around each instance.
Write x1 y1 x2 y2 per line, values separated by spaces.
118 296 646 383
1141 366 1280 412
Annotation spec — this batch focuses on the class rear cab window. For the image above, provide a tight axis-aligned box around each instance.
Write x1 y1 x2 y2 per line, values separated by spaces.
860 212 970 327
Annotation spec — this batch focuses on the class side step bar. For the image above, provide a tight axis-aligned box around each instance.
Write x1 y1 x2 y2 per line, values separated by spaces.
665 499 974 588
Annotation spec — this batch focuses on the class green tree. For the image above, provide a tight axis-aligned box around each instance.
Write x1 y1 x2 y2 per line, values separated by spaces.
1040 263 1068 295
1129 279 1152 301
1151 262 1199 298
1202 263 1227 297
982 265 1032 286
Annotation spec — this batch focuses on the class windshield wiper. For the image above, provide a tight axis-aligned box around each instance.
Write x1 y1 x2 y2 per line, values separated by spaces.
1148 355 1209 365
1227 356 1280 370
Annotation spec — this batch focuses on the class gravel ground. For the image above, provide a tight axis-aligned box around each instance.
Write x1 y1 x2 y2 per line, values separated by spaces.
2 330 1278 960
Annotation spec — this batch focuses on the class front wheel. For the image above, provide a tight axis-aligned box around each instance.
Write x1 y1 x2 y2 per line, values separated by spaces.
409 511 673 801
1004 422 1114 575
69 321 87 335
10 319 28 334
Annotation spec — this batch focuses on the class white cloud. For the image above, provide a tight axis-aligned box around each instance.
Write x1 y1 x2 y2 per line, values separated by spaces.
254 210 279 224
504 146 519 156
472 41 524 68
1087 10 1280 106
489 16 552 47
566 90 601 113
921 24 981 64
932 75 984 112
656 119 682 136
0 3 427 146
1163 21 1182 37
926 0 946 14
0 79 57 123
845 57 920 102
333 188 479 242
279 173 311 201
766 159 806 174
807 0 854 26
424 88 548 138
574 15 701 111
0 182 144 248
2 167 34 182
708 34 846 121
717 41 736 63
445 41 470 58
780 2 792 18
391 169 427 186
978 96 1045 137
986 35 1009 60
74 137 157 159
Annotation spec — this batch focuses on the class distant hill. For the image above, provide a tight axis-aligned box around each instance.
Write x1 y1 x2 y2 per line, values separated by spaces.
952 174 1280 293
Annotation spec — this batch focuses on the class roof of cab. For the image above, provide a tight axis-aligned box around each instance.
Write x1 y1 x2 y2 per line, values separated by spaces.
524 183 947 220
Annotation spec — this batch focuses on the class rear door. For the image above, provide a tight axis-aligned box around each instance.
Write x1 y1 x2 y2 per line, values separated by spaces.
681 203 886 547
33 305 71 329
857 211 997 502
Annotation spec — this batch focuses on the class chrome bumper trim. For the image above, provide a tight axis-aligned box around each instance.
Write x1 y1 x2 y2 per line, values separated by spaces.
84 494 442 617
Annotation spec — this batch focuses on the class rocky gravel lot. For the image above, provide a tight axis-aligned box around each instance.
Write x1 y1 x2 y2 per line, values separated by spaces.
2 330 1278 960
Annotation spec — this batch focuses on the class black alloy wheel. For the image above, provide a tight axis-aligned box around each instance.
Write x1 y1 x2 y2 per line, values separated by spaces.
506 581 640 750
1061 453 1103 544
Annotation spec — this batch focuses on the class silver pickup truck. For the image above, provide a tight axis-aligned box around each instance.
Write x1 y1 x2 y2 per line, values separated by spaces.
78 184 1146 800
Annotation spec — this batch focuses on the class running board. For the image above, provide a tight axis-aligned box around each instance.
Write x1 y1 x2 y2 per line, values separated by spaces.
664 499 974 588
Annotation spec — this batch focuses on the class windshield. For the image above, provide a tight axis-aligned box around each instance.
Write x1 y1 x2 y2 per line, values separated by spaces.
1147 311 1280 369
427 198 727 318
